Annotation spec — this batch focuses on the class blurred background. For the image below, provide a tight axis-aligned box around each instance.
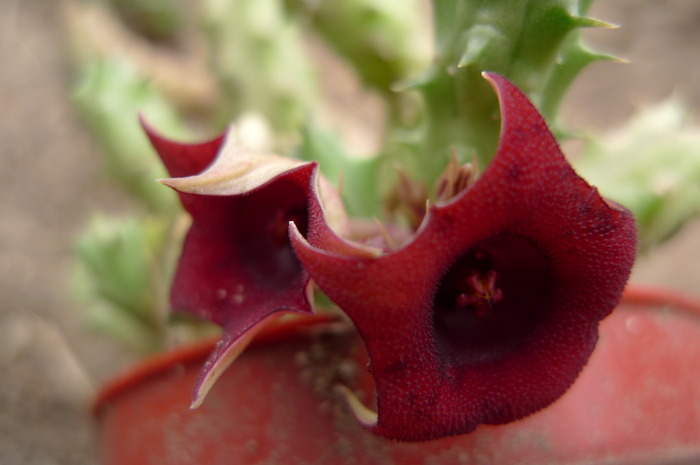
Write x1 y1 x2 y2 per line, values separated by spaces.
1 1 700 463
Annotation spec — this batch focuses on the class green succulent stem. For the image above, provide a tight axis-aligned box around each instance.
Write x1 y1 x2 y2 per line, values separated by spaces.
283 0 429 96
73 59 190 214
387 0 614 187
203 0 317 136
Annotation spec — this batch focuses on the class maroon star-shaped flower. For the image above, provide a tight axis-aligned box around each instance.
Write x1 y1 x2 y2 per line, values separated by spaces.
290 73 637 441
144 122 317 405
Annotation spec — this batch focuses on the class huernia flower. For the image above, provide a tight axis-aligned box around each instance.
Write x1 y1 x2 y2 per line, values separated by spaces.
290 73 637 441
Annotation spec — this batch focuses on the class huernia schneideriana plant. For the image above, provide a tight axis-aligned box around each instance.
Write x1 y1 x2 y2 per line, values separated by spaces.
147 73 636 441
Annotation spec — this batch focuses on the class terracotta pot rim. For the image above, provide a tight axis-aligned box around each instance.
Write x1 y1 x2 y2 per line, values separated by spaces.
92 286 700 419
92 314 338 417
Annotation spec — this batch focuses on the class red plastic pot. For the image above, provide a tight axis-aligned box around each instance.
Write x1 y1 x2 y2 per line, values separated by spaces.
94 290 700 465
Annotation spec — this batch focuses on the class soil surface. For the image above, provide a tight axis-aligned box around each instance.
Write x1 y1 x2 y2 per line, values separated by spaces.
1 1 699 464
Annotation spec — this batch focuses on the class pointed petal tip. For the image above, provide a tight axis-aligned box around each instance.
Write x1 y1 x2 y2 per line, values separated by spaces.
138 113 179 145
336 384 378 429
288 219 307 247
138 112 159 136
137 112 149 130
289 212 382 260
480 71 506 92
480 71 500 83
142 121 226 179
481 72 515 107
137 112 158 134
191 314 281 408
157 177 175 188
156 176 202 194
189 397 204 410
165 138 312 196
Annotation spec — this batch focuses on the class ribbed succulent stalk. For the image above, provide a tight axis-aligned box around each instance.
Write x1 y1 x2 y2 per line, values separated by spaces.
391 0 615 187
283 0 429 97
203 0 317 136
73 59 188 214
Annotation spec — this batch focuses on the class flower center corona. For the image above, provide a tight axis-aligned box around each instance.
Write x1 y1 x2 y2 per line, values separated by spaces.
433 234 552 365
456 269 503 316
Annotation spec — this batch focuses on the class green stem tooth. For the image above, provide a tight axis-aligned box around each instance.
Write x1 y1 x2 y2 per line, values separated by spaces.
540 41 621 127
570 15 618 29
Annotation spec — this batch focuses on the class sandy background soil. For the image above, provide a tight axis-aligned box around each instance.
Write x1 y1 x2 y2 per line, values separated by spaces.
1 1 699 464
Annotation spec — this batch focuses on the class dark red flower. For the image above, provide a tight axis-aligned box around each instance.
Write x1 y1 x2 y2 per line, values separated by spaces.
290 73 637 441
144 122 317 405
